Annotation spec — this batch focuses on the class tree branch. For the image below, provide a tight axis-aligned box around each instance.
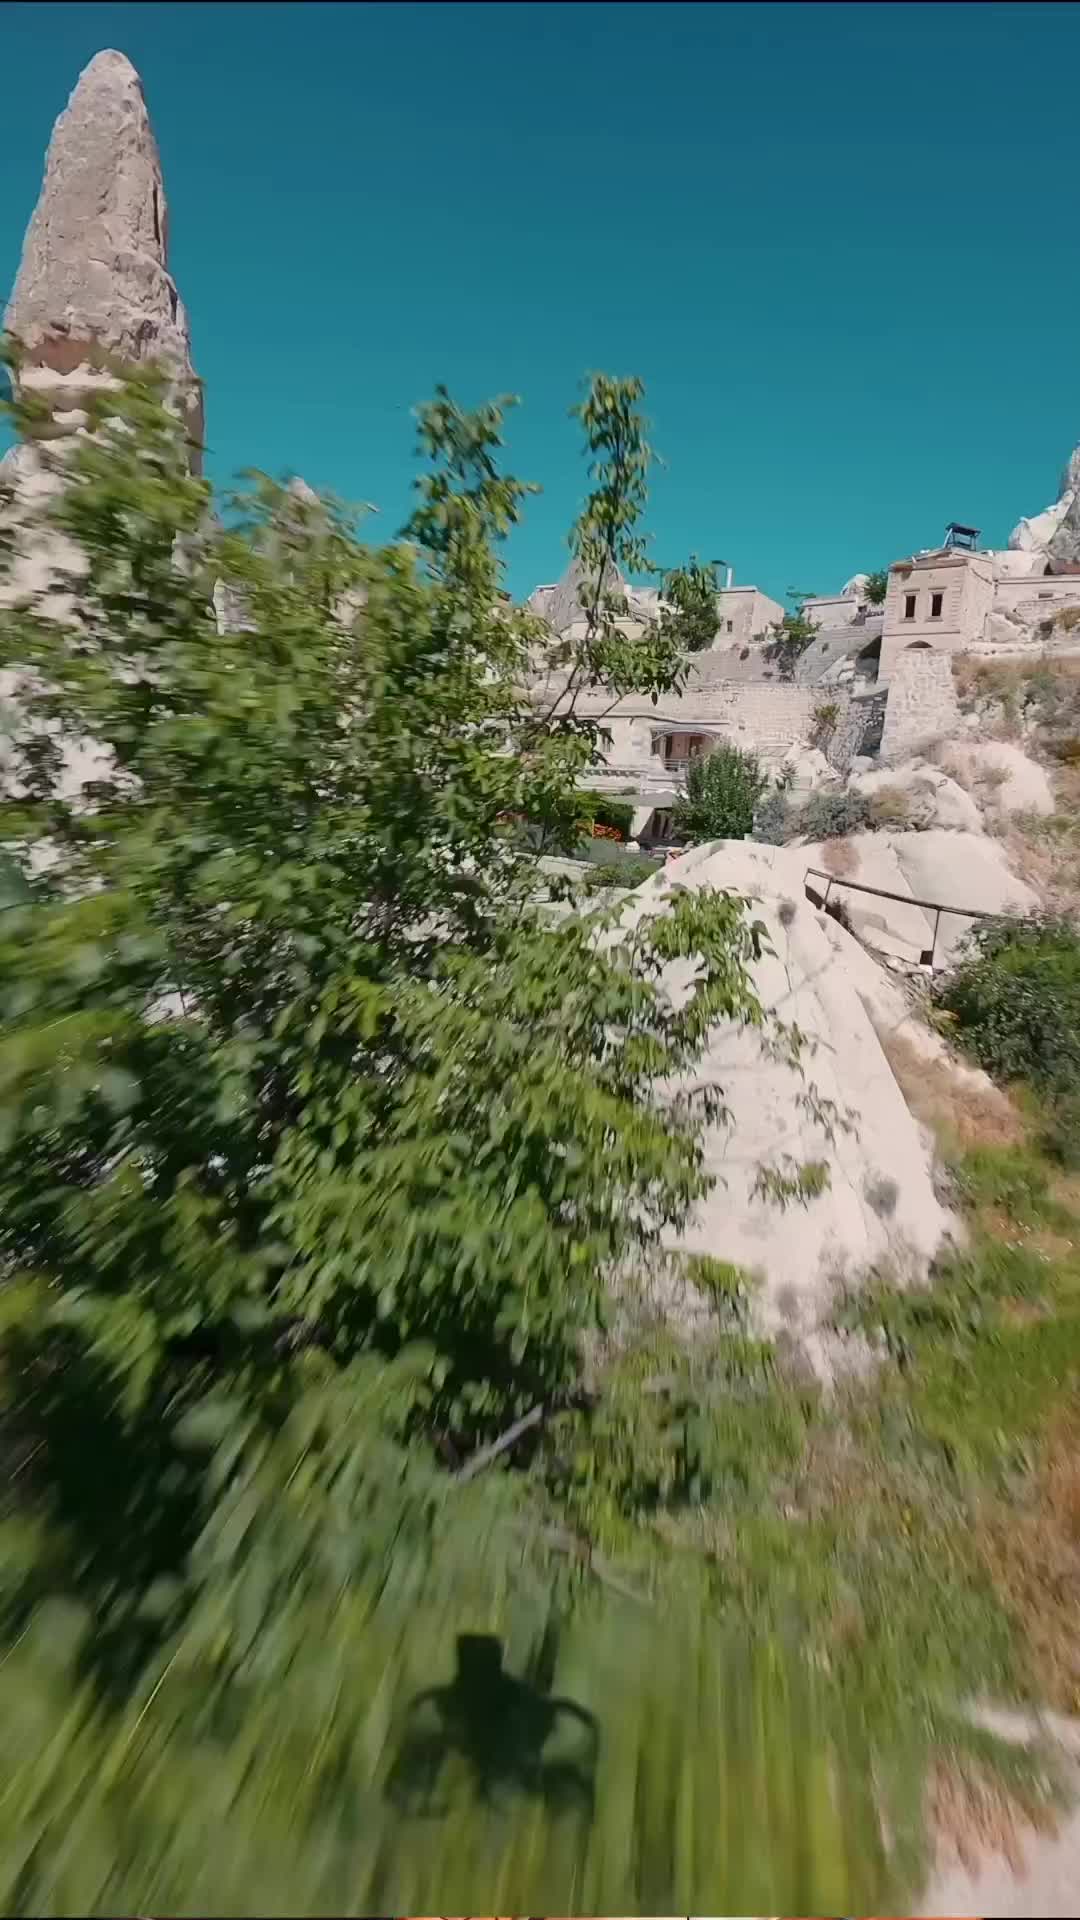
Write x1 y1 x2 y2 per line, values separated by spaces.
455 1400 545 1481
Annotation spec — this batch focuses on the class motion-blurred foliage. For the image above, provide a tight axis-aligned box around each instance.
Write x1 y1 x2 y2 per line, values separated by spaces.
0 358 876 1914
0 353 1048 1914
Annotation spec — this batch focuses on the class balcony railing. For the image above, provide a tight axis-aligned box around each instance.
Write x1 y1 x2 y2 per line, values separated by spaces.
803 865 1013 969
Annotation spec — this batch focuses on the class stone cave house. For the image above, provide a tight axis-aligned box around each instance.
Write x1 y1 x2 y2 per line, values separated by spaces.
526 502 1080 847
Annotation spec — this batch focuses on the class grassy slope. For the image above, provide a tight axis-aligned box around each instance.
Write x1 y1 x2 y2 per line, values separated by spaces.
537 1012 1080 1903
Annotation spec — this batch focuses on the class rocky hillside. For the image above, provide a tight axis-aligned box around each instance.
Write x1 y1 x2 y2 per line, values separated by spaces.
628 650 1080 1343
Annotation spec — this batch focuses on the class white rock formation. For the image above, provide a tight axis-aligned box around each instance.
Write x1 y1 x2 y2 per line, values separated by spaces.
942 740 1055 817
1 51 202 802
779 743 834 794
3 48 201 459
988 606 1040 649
620 840 958 1336
886 828 1037 961
1009 445 1080 567
850 760 984 834
800 827 1038 967
801 833 939 964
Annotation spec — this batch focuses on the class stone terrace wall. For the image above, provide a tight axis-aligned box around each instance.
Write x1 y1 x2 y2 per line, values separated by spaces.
879 649 961 763
695 682 863 774
704 682 828 762
594 683 863 783
833 687 886 765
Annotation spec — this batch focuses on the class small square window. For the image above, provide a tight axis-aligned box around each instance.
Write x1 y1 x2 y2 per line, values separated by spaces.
904 593 917 620
726 619 733 633
930 592 943 619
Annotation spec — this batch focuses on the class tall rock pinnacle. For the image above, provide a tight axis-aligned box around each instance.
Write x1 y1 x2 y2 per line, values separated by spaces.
3 49 202 460
1009 444 1080 567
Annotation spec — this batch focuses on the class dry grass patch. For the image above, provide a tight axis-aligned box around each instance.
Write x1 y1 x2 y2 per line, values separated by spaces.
876 1027 1026 1153
929 1753 1060 1873
880 1034 1080 1242
866 784 912 828
820 835 857 877
981 1412 1080 1714
993 763 1080 912
953 652 1080 706
932 741 969 786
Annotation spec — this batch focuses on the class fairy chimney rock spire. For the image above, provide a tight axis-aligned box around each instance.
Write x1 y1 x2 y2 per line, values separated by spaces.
3 48 202 460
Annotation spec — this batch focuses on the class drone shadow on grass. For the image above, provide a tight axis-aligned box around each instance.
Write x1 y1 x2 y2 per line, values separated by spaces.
385 1630 599 1820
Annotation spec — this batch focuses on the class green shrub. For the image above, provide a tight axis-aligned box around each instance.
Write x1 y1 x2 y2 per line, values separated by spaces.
580 852 663 891
752 1156 831 1209
752 789 791 845
797 789 873 841
951 1143 1073 1229
575 789 635 838
934 915 1080 1095
672 744 769 844
762 599 819 680
658 554 721 652
866 784 913 828
1038 1087 1080 1169
684 1253 757 1325
810 700 841 750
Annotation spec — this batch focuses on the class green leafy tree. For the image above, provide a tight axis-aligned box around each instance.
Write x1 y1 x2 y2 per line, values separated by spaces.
0 349 1014 1916
2 351 881 1910
763 588 820 681
538 378 720 729
672 743 770 844
0 355 776 1422
659 553 721 653
540 376 674 708
863 567 889 606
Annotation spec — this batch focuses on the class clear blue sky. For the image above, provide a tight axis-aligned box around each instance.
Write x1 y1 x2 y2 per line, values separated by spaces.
2 1 1078 604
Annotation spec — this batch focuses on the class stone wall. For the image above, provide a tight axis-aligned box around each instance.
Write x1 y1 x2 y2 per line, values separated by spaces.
702 682 831 761
993 575 1080 629
834 686 886 764
852 688 887 757
879 649 961 763
595 683 861 784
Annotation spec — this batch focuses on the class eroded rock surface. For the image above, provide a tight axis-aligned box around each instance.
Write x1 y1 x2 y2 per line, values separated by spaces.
3 48 201 455
1010 445 1080 567
622 841 959 1336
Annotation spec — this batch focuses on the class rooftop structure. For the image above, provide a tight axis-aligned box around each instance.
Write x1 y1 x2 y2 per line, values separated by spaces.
943 522 980 552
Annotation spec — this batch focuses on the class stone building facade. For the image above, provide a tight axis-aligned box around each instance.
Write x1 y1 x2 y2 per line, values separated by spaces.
878 649 962 764
712 583 785 647
879 539 1080 682
879 550 995 682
